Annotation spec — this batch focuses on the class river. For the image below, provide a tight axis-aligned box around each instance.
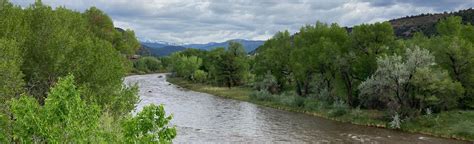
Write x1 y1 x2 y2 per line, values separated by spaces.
124 74 468 143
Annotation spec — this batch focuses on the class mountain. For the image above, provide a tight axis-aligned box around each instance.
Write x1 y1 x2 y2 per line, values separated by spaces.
141 45 188 57
183 39 265 52
138 39 265 56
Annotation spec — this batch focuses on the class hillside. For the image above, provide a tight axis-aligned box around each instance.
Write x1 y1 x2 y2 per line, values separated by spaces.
389 8 474 38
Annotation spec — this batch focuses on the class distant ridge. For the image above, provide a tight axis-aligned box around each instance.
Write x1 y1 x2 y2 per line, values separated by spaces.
139 39 264 56
388 8 474 38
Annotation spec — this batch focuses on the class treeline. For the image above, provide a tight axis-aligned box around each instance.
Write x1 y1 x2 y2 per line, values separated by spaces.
169 16 474 119
0 1 175 143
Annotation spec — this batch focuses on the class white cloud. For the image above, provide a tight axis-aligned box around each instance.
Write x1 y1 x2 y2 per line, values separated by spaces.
10 0 474 43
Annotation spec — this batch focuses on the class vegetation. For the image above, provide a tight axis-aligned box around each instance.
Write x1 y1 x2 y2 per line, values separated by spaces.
166 15 474 140
0 1 175 143
133 56 164 74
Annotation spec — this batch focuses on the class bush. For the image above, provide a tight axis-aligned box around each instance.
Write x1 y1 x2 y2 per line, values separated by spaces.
10 75 101 143
254 72 278 94
122 104 176 143
134 56 162 73
5 75 176 143
328 100 349 117
276 93 305 107
389 114 402 129
193 70 207 83
250 90 274 101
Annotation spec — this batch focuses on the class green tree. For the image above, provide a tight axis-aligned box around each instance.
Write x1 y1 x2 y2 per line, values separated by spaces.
211 42 250 88
193 70 208 83
122 104 177 143
10 75 100 143
84 7 116 42
254 31 292 93
342 22 396 106
290 22 348 98
358 47 463 116
0 39 24 109
134 56 162 73
169 53 203 80
428 16 474 108
115 29 140 56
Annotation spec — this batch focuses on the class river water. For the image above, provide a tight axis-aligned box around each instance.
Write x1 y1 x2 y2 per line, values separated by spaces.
124 74 468 143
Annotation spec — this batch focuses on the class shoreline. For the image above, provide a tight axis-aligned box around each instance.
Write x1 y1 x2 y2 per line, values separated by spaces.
166 76 473 142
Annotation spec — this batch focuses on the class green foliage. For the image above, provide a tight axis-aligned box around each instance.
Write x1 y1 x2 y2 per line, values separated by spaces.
0 38 24 109
115 29 140 55
436 16 463 36
290 22 349 97
0 2 134 108
169 53 203 80
254 72 278 94
134 56 162 73
212 42 250 87
10 75 100 143
193 70 208 83
254 31 292 92
328 100 349 117
6 75 174 143
250 90 274 101
0 113 11 143
122 104 177 143
359 47 463 116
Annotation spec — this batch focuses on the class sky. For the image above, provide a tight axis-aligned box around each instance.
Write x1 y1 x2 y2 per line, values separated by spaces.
10 0 474 44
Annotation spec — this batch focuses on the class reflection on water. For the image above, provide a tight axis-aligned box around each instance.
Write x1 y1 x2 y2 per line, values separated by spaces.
125 74 468 143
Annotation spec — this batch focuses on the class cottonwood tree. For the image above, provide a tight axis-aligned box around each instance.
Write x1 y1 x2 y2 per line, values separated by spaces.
290 22 348 98
358 47 463 116
254 31 293 93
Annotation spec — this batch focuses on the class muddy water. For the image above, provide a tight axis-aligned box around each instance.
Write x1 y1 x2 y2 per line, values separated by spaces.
124 74 468 143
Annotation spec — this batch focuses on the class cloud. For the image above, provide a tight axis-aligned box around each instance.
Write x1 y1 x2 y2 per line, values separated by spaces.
10 0 474 43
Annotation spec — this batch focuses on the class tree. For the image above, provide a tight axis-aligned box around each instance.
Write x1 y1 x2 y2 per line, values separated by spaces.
212 42 249 88
122 104 177 143
115 29 140 56
290 22 348 98
134 56 162 73
169 53 203 80
8 75 173 143
358 47 463 116
10 75 101 143
193 70 208 83
254 31 292 93
428 16 474 108
342 22 397 106
84 7 116 42
0 39 24 110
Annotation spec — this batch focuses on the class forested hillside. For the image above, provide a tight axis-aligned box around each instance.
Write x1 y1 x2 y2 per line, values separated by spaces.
0 1 175 143
388 8 474 38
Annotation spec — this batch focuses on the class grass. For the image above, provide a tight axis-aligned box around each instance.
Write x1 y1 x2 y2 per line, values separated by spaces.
167 77 474 141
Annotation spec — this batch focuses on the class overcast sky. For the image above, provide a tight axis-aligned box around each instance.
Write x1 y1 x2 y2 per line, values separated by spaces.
10 0 474 44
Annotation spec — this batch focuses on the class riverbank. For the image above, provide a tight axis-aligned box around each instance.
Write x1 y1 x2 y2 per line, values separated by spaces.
167 77 474 141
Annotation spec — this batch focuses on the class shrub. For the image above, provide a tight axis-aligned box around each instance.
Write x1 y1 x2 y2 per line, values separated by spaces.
250 90 274 101
193 70 207 83
389 114 402 129
328 100 349 117
10 75 101 143
304 99 321 111
276 93 306 108
254 72 278 94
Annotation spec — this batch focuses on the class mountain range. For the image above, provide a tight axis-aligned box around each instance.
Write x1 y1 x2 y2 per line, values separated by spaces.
140 39 265 56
